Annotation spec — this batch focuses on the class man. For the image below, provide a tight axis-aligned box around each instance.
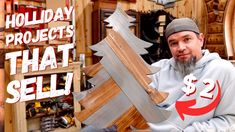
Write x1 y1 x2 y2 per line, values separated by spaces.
148 18 235 131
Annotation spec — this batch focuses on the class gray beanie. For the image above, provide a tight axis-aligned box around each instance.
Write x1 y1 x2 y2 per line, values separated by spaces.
165 18 200 39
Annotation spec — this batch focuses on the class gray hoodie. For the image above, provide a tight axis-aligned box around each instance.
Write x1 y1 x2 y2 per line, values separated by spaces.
150 50 235 132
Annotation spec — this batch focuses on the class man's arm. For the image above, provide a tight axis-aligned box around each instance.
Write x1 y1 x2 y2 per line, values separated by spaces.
184 115 235 132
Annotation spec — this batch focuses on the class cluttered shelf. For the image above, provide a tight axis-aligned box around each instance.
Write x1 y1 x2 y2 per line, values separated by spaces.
26 95 74 119
5 62 81 132
27 107 74 119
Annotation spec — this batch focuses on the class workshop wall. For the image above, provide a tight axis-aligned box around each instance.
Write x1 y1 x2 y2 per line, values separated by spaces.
76 0 207 65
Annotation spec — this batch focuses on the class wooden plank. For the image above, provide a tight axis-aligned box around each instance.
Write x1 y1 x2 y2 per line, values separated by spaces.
119 1 130 11
87 68 110 86
143 0 154 11
224 0 234 58
76 81 121 122
185 0 192 17
83 92 133 128
73 62 82 129
75 0 86 61
106 30 168 103
79 78 120 109
129 2 137 11
84 2 93 65
73 68 109 102
177 1 186 17
99 38 170 124
0 1 4 30
12 73 28 132
82 63 102 77
113 106 148 132
4 62 13 132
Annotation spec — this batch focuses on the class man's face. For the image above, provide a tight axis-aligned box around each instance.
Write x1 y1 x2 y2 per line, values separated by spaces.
167 31 204 63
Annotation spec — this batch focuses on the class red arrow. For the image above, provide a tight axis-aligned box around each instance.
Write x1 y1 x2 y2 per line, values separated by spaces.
175 80 221 121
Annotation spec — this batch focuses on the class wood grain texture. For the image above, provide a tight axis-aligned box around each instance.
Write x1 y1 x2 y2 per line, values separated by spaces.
76 30 169 130
99 33 170 123
82 62 103 77
79 78 121 110
113 106 149 132
224 0 235 58
83 92 133 128
106 30 168 103
204 0 229 58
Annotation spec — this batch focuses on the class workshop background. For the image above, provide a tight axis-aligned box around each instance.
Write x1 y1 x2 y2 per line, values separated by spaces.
0 0 235 132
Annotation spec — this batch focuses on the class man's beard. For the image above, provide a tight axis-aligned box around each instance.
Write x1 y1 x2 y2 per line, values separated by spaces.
175 56 197 77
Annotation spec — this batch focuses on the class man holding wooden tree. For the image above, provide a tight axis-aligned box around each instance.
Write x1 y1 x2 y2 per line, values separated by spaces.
148 18 235 131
